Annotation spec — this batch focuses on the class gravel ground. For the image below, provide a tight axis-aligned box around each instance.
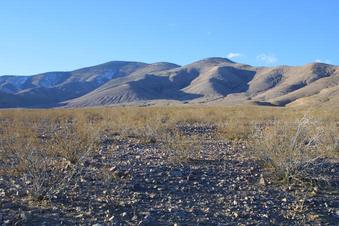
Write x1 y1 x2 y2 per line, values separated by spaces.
0 124 338 225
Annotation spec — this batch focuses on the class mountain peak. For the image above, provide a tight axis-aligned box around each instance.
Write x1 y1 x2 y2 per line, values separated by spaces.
199 57 235 64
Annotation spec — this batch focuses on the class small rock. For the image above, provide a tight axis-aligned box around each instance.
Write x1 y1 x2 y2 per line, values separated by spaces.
108 215 114 221
138 214 156 226
307 214 319 221
75 214 83 218
0 189 5 197
259 174 266 186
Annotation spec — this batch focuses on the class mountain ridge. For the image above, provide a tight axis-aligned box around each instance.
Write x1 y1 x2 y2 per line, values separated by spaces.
0 58 338 108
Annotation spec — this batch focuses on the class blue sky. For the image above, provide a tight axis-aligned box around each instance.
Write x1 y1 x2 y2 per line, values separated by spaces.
0 0 338 75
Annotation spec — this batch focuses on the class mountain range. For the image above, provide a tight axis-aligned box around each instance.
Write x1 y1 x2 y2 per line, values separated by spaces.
1 57 338 108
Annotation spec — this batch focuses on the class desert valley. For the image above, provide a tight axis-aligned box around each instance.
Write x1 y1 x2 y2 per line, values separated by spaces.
0 59 338 225
1 0 338 225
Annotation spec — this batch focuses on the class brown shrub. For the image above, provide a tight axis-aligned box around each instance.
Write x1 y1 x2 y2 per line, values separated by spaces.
249 115 338 183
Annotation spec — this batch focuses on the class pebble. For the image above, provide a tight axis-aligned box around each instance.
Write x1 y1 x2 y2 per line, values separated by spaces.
0 189 5 197
259 174 266 186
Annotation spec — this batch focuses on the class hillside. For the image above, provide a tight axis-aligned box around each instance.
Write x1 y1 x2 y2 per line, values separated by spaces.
0 58 338 108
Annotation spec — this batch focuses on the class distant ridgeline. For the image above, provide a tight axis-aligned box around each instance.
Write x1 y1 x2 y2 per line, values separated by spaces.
0 58 338 108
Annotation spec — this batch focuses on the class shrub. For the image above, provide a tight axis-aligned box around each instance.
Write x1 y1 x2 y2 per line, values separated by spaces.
0 117 99 201
249 115 337 183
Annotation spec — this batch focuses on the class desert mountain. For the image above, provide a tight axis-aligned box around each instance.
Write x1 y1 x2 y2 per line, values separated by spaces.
0 58 338 108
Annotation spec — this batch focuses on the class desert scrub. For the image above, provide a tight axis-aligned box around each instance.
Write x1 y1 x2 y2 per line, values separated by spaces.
50 118 100 164
249 115 338 184
0 116 99 201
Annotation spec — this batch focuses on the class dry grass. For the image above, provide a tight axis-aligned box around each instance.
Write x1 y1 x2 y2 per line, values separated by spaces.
0 111 100 200
249 115 339 184
163 130 201 164
0 105 338 199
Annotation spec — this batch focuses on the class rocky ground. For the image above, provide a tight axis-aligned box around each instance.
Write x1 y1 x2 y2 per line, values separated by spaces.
0 124 338 225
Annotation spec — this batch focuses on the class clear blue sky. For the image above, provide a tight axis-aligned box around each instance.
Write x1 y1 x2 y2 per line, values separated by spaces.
0 0 338 75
